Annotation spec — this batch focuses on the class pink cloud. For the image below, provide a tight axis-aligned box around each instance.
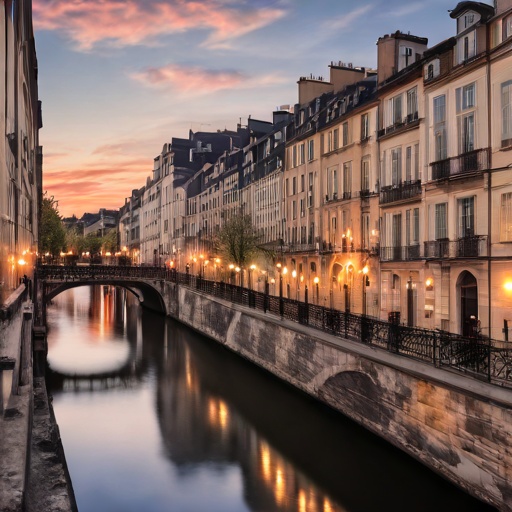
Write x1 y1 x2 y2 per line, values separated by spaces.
132 63 288 94
132 64 247 92
32 0 286 50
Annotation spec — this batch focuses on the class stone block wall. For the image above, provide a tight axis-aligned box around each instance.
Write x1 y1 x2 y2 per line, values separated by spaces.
164 283 512 512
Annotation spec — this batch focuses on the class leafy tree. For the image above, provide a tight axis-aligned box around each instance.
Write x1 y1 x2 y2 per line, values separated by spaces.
215 212 265 286
102 229 118 253
66 228 86 256
84 234 102 256
39 194 66 259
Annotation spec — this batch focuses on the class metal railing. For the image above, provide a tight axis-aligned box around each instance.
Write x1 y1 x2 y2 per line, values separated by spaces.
36 265 512 388
380 180 421 205
424 236 487 259
430 148 489 180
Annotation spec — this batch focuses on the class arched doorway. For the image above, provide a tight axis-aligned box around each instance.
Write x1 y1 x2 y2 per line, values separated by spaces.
459 271 478 337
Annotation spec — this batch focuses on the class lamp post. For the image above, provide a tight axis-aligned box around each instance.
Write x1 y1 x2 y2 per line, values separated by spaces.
362 265 369 317
314 276 320 305
235 266 241 286
292 270 297 300
250 265 256 290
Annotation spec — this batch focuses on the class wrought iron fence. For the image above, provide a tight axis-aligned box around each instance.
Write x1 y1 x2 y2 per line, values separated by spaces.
36 265 512 388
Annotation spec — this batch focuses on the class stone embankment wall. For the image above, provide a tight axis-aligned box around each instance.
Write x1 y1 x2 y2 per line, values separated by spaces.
160 282 512 512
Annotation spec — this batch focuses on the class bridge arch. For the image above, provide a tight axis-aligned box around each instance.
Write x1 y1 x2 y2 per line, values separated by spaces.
44 280 167 315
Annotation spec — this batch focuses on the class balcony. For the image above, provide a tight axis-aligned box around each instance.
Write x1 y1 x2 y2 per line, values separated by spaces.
380 245 422 262
284 243 317 253
377 112 419 139
424 236 487 259
430 148 489 181
379 180 421 205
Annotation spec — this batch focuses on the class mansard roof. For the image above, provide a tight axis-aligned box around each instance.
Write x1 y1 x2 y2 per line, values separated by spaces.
449 1 495 20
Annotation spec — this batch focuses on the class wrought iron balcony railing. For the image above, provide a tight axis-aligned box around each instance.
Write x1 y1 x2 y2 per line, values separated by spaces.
379 180 422 205
430 148 490 180
380 245 422 262
424 236 487 259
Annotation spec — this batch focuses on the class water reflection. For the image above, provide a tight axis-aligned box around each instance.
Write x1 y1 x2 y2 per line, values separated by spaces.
46 287 496 512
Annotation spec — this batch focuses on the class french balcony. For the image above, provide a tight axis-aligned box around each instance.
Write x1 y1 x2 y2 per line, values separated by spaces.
424 236 487 259
377 112 419 138
430 148 490 181
285 243 317 253
379 180 422 205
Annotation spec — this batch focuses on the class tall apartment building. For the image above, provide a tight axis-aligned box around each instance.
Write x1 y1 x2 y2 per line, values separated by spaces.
122 0 512 340
0 1 42 304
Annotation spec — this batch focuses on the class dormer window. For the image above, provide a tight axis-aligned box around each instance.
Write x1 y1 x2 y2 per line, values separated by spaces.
425 59 440 81
399 46 414 71
464 13 475 28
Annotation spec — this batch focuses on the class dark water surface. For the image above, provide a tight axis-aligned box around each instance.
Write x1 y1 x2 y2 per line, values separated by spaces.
46 286 495 512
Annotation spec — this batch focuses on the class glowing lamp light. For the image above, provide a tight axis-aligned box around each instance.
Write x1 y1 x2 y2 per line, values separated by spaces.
106 252 112 256
60 252 65 257
22 250 27 255
292 270 297 278
235 267 241 272
85 252 90 256
123 246 128 252
215 259 221 263
314 277 320 284
170 261 174 267
271 278 276 284
363 266 369 275
300 275 304 283
45 252 50 257
18 259 26 266
250 265 256 270
229 264 235 270
205 260 209 265
200 254 204 259
504 282 512 291
426 278 433 287
282 267 288 275
193 257 197 263
276 263 282 269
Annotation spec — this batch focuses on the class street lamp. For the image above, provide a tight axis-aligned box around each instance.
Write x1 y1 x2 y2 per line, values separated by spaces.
314 276 320 304
250 264 256 290
362 265 369 316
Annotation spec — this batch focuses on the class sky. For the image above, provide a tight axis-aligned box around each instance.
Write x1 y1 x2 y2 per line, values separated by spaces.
34 0 494 217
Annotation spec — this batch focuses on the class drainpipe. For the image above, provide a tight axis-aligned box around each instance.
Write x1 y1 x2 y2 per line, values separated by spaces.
486 23 492 339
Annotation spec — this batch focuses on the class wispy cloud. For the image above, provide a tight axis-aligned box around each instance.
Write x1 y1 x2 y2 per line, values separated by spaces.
33 0 287 51
382 2 425 17
323 4 373 32
131 63 287 94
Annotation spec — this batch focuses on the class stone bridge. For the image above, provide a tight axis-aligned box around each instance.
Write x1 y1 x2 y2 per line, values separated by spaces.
33 265 512 511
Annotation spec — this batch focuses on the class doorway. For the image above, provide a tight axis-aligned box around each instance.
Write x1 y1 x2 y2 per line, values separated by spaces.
460 271 478 336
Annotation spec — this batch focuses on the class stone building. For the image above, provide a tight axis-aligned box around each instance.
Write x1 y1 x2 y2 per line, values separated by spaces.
0 0 42 304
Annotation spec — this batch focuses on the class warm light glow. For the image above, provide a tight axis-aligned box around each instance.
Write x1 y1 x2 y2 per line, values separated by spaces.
261 446 271 482
105 252 111 256
219 401 228 428
205 260 209 265
45 252 50 257
426 278 433 287
193 257 197 263
22 250 27 255
275 469 284 505
363 266 369 275
235 267 241 272
271 278 275 284
85 252 90 256
276 263 282 268
250 265 256 270
229 264 235 270
505 282 512 291
282 267 288 275
292 270 297 278
324 499 333 512
200 254 204 259
122 246 127 252
314 277 320 284
300 275 304 283
68 251 73 255
60 252 66 257
215 258 221 263
299 490 307 512
18 259 27 266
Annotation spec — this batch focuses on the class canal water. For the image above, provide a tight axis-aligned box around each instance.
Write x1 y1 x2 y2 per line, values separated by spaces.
46 286 495 512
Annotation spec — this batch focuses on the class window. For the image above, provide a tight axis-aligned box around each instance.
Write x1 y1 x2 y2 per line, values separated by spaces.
464 13 474 28
333 168 338 198
505 16 512 40
425 59 440 81
389 95 402 126
433 95 447 161
299 143 305 165
501 193 512 241
502 81 512 147
300 199 305 217
292 200 297 220
308 172 314 208
458 113 475 154
301 174 305 192
460 32 476 62
401 46 413 69
285 178 289 197
343 162 352 198
333 129 339 150
328 131 333 152
392 213 402 247
308 139 315 160
342 122 349 146
391 147 402 186
362 213 370 250
407 87 418 119
292 145 297 168
456 83 475 112
361 157 370 192
435 203 448 240
292 177 297 195
414 143 420 181
361 113 370 140
406 146 412 182
458 197 475 238
413 208 420 244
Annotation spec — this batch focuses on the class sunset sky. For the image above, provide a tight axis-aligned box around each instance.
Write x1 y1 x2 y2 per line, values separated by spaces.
34 0 489 217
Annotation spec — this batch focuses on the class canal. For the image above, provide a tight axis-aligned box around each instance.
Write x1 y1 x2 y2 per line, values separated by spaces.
46 286 495 512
